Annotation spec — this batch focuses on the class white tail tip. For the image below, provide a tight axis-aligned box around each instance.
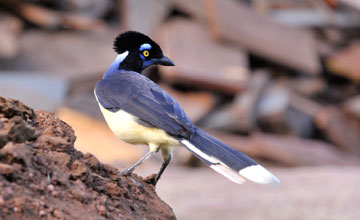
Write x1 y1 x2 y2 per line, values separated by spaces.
210 164 245 184
239 165 280 186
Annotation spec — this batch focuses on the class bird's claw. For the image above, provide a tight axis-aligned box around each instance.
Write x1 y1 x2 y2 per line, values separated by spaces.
118 168 133 176
144 174 158 186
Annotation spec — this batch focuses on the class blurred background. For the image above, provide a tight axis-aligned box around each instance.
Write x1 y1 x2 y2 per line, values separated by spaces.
1 0 360 219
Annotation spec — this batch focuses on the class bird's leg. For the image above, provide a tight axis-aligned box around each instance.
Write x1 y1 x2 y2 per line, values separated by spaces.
121 151 155 175
153 155 172 185
147 146 173 185
121 143 160 175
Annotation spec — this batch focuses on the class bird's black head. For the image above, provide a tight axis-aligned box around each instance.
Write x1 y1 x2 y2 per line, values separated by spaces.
110 31 174 74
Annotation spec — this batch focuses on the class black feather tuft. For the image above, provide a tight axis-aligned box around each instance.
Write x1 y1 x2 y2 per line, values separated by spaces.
113 31 162 55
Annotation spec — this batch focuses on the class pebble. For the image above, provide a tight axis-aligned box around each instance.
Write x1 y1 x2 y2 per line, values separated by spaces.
39 210 46 216
47 184 55 191
53 209 63 219
52 190 59 197
97 204 107 216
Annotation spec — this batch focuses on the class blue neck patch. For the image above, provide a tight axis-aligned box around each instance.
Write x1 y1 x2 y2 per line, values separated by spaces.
103 51 129 78
142 60 154 69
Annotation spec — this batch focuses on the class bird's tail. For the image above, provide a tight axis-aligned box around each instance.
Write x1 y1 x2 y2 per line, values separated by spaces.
180 128 280 186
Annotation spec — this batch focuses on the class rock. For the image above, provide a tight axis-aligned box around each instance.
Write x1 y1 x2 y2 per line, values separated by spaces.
203 71 270 132
0 142 32 166
258 84 316 137
0 97 35 121
70 180 91 203
7 116 36 143
71 159 89 180
269 9 360 28
36 110 76 144
0 163 15 176
316 107 360 156
14 2 106 31
206 0 320 74
157 19 248 94
0 115 37 148
286 76 326 97
343 95 360 120
339 0 360 11
0 13 23 59
327 41 360 82
9 30 116 81
0 96 176 220
84 153 100 170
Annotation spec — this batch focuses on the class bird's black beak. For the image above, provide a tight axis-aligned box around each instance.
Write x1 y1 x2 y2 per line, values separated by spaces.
153 56 175 66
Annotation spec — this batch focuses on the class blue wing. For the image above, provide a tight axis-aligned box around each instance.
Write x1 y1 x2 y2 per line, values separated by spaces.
95 71 194 138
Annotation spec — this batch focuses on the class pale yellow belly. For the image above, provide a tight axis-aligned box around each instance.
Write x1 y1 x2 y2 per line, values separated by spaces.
98 103 179 147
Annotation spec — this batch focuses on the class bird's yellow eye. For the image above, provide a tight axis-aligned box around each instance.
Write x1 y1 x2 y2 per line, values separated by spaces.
143 50 150 57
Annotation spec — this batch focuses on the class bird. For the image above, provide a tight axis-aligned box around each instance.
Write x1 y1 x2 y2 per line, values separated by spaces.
94 31 280 186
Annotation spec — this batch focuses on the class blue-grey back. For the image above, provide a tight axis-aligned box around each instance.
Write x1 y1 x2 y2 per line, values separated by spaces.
95 71 194 138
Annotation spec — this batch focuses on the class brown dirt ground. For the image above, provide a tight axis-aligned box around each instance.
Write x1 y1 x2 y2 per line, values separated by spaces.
0 97 176 220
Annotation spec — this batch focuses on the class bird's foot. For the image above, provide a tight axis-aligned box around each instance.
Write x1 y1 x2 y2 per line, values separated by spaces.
129 176 145 192
118 168 133 176
144 174 158 186
118 170 145 191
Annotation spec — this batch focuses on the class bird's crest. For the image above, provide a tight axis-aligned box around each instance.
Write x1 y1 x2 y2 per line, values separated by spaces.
113 31 161 54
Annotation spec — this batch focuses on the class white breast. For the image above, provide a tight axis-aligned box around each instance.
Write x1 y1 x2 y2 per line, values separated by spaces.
96 97 179 147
